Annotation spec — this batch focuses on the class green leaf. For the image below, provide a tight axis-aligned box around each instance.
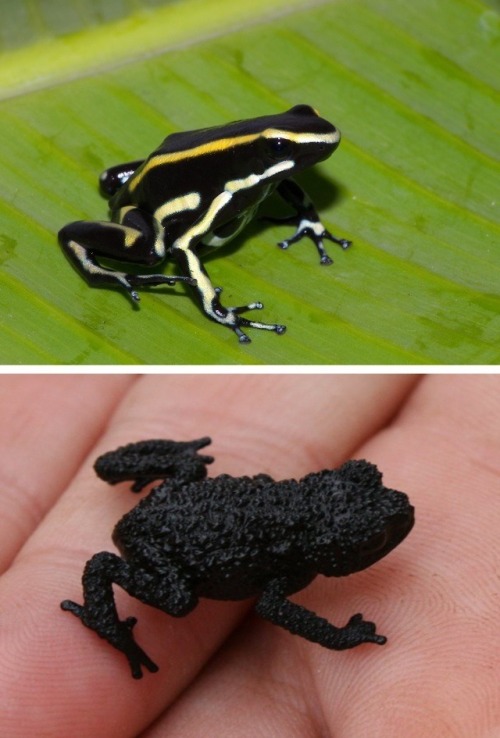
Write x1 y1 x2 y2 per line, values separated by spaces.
0 0 499 364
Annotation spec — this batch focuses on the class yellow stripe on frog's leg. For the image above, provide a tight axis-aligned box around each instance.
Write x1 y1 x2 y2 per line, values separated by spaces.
169 162 298 338
62 236 144 301
171 198 229 322
171 191 286 342
58 217 192 302
174 244 285 342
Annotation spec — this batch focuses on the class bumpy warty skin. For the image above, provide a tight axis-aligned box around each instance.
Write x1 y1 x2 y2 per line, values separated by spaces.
112 459 413 600
94 437 214 491
61 437 414 679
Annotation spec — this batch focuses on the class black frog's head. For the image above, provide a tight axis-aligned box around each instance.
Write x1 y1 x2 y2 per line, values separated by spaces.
302 460 414 578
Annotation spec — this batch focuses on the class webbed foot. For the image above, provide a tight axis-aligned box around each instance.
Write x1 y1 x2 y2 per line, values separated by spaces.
277 217 351 265
336 613 387 648
213 287 286 344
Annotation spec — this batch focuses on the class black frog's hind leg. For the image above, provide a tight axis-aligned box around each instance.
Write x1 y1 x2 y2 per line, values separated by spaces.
255 579 386 650
61 552 197 678
94 437 214 492
61 553 158 678
267 178 352 265
99 160 145 198
59 207 194 302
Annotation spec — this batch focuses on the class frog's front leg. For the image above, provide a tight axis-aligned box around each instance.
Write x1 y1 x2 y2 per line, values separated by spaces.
58 207 194 302
174 244 286 343
171 199 286 342
61 552 197 678
255 578 386 650
271 178 352 265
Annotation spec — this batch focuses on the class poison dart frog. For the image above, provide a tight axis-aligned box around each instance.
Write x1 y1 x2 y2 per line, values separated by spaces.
61 437 414 678
59 105 351 343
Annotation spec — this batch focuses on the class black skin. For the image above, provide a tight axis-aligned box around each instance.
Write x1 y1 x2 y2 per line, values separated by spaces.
61 438 414 679
58 105 352 343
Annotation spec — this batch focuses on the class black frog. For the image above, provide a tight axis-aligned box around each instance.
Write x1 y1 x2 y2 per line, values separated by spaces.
61 437 414 679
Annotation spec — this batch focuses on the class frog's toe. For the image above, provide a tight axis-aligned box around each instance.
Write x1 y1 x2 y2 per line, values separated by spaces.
122 635 159 679
231 301 263 315
211 289 286 341
60 599 83 617
126 273 196 288
230 312 287 343
235 327 251 343
323 230 352 250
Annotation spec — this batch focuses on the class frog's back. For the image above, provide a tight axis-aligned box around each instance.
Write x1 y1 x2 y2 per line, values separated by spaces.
154 105 335 157
113 474 310 574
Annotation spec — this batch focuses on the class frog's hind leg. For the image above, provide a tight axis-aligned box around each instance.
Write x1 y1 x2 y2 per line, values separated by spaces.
58 207 194 302
99 159 145 198
61 552 196 678
94 437 214 492
61 553 159 678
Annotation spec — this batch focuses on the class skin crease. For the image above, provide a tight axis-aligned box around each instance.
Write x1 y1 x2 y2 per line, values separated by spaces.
0 374 134 573
0 374 498 738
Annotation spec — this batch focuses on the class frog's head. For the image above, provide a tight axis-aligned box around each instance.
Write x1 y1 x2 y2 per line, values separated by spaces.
258 104 341 178
205 104 340 183
302 460 414 578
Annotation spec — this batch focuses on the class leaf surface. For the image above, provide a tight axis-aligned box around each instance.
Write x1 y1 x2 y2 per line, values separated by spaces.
0 0 498 364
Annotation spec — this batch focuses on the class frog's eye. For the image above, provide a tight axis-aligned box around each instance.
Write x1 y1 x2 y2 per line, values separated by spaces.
267 137 293 160
361 531 388 556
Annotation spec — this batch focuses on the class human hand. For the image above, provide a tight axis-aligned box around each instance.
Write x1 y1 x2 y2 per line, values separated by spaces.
0 374 498 737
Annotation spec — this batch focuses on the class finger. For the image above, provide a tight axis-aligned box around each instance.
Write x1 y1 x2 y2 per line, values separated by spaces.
0 374 417 738
145 374 499 738
323 373 500 736
0 375 134 571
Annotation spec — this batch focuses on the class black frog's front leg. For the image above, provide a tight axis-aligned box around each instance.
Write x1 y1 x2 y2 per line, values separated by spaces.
58 207 194 302
61 552 197 678
255 579 386 651
270 178 352 265
94 437 214 492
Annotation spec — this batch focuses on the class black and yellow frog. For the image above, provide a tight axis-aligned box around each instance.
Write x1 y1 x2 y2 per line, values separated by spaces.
59 105 351 342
